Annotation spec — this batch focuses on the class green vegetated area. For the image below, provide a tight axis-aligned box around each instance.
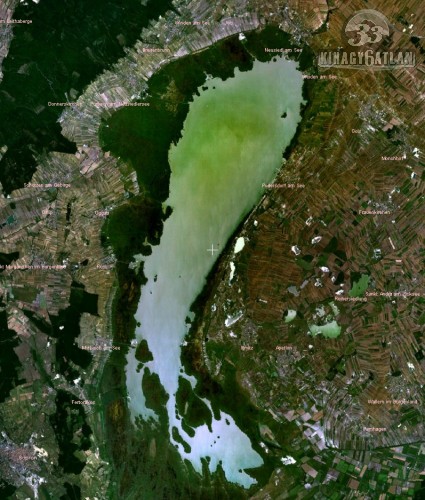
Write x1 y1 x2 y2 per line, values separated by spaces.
183 264 308 492
99 25 313 204
181 329 305 489
26 282 97 382
99 26 314 499
49 390 92 475
102 195 167 263
0 303 23 404
0 251 20 270
142 367 169 420
12 280 100 500
349 273 370 297
0 0 172 193
176 376 212 430
99 36 255 203
296 254 314 271
135 339 154 363
102 353 250 500
0 478 16 498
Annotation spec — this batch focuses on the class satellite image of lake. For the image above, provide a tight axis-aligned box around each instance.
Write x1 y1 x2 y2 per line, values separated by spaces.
0 0 425 499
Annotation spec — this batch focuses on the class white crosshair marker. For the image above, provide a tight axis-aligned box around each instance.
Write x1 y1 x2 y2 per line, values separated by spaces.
207 244 219 256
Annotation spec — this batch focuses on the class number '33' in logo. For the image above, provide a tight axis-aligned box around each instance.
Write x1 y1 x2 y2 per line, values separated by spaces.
347 22 387 46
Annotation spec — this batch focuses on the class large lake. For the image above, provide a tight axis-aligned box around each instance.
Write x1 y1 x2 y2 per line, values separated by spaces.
126 56 304 487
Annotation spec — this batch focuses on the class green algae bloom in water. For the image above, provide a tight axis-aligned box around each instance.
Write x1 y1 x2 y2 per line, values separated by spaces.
309 321 341 339
285 309 297 323
126 57 305 488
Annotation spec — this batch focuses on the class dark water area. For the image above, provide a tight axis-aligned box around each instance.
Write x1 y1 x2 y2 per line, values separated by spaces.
0 0 172 194
49 389 92 475
100 26 313 499
0 305 23 404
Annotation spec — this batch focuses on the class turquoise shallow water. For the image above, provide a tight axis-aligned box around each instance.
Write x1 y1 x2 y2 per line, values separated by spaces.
126 56 304 487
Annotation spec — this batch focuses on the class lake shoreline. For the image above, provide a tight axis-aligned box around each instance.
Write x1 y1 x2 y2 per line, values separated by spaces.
100 26 316 498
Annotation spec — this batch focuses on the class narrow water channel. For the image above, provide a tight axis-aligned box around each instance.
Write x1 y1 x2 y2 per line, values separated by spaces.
126 56 304 487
